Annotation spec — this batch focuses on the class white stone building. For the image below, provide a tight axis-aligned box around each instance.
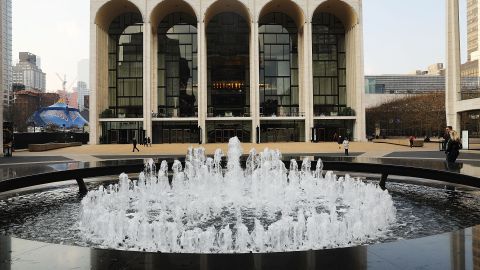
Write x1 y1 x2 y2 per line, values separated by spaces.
90 0 365 144
446 0 480 140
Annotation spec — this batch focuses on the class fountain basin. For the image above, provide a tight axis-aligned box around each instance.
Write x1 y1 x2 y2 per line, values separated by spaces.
2 138 478 269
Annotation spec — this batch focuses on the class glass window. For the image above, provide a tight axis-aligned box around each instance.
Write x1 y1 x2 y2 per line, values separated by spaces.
259 12 299 117
207 13 250 117
107 13 143 118
157 12 198 118
260 120 305 142
312 12 347 116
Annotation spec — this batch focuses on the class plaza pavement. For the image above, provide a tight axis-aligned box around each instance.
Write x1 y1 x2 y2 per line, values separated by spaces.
4 141 480 164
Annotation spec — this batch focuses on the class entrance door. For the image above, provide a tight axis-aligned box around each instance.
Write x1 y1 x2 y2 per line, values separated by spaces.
109 130 119 144
119 130 128 144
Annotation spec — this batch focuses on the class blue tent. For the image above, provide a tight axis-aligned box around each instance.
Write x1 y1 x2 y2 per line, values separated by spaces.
30 101 88 128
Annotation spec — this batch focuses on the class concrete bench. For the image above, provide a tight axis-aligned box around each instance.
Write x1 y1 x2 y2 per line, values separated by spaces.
28 142 82 152
373 139 424 147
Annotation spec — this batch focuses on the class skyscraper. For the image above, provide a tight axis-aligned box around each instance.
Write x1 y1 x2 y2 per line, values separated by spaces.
1 0 13 155
12 52 46 92
76 81 89 111
77 59 89 88
468 0 478 61
1 0 12 107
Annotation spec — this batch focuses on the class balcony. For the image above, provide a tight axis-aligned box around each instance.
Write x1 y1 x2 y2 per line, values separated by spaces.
99 109 142 119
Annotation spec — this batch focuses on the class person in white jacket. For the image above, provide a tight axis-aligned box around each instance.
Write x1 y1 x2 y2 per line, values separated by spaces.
343 138 349 156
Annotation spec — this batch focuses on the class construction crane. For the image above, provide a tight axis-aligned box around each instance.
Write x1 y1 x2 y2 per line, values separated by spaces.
56 73 68 104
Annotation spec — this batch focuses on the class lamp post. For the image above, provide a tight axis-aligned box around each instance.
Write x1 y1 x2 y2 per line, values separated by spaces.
63 124 66 143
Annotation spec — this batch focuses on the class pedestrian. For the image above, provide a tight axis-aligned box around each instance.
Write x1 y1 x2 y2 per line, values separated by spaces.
337 135 343 149
144 137 147 147
132 138 140 152
443 126 452 151
343 138 349 156
409 135 415 148
445 130 461 163
147 136 151 147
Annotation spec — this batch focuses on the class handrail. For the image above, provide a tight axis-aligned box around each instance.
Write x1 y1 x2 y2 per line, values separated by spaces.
0 159 479 195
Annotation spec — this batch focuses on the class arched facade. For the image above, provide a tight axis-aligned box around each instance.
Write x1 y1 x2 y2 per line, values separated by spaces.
90 0 365 144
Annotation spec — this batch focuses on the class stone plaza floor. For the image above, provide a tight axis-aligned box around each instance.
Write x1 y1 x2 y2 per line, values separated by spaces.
3 141 480 164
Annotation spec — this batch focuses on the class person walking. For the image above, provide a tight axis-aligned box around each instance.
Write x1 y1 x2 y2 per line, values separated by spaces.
409 135 415 148
147 137 151 147
333 132 338 142
132 138 140 152
337 135 343 149
445 130 461 163
443 126 452 151
343 138 349 156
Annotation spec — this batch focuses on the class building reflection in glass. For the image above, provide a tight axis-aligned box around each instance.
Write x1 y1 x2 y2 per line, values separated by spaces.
259 12 299 117
312 12 347 116
107 12 144 118
157 12 198 118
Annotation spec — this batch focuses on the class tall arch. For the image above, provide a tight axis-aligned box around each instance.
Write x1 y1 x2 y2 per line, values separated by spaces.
95 0 144 30
93 1 145 144
311 0 358 29
258 0 305 28
311 0 364 142
204 0 252 24
150 0 198 34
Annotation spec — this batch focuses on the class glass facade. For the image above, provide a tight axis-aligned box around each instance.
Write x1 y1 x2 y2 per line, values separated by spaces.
461 110 480 138
460 110 480 150
313 120 353 142
157 13 198 118
207 13 250 117
106 13 143 118
260 120 304 142
312 12 346 116
100 121 144 144
152 121 199 144
206 121 251 143
259 13 299 117
93 2 368 144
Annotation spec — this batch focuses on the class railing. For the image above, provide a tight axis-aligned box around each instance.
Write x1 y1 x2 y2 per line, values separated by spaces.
207 111 251 118
460 90 480 100
152 112 198 118
260 111 305 117
1 158 480 195
99 112 143 118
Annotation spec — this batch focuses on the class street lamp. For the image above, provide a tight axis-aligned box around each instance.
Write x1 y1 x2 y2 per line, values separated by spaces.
63 124 66 143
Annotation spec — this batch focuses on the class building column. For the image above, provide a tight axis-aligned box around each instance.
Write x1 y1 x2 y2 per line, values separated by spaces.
143 21 153 139
151 32 158 115
354 22 366 142
251 20 260 143
302 21 313 142
0 9 3 154
89 24 99 145
446 0 461 131
198 20 207 144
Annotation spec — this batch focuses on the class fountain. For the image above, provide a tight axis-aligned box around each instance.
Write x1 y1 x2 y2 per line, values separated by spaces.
79 137 396 253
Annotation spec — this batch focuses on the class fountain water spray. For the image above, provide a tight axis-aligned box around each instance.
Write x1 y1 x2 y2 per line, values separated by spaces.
79 137 396 253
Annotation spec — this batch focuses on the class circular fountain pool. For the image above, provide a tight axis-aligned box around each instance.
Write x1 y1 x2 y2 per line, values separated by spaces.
1 138 480 255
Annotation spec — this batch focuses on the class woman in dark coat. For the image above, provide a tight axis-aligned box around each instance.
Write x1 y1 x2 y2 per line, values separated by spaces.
445 130 461 163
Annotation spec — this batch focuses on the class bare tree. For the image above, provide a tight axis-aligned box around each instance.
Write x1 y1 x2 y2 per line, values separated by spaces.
366 92 445 138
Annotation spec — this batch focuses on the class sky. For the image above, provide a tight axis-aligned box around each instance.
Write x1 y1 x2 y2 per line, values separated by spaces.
12 0 468 90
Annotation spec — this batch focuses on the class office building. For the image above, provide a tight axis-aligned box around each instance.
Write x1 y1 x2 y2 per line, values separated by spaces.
1 0 12 108
12 52 46 92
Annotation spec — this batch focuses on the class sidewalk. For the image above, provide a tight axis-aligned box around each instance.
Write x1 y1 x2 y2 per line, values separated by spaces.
2 141 480 164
